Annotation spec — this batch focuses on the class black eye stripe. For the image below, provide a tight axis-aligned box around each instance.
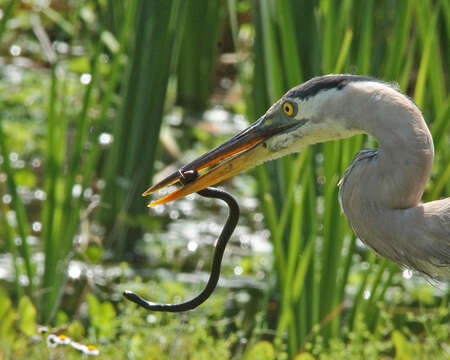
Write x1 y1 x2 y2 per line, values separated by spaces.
285 75 375 100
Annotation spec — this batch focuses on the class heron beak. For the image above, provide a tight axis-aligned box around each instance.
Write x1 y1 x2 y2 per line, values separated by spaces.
144 115 297 207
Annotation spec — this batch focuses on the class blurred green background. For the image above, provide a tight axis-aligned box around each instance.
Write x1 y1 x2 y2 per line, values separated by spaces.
0 0 448 359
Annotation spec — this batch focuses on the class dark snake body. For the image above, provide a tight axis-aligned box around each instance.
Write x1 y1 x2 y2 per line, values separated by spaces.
123 171 240 312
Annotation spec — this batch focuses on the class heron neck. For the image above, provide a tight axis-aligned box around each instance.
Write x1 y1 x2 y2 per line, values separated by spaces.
337 83 446 278
351 90 434 209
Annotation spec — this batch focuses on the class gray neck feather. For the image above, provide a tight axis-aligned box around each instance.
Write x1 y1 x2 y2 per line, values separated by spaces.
342 82 434 209
337 82 449 278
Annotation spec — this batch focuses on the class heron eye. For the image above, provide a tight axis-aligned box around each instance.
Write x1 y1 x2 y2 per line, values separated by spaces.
282 101 295 117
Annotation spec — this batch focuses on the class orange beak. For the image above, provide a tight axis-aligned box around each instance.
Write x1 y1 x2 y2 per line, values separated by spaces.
144 115 298 207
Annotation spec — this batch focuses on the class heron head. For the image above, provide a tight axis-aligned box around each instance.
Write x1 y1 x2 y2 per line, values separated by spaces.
145 75 370 206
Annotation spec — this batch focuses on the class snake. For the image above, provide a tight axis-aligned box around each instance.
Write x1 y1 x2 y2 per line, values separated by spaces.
123 170 240 312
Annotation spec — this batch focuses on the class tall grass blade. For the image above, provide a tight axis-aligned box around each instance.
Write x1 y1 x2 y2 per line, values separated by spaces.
0 0 15 42
1 202 23 300
102 0 187 255
177 1 225 112
0 120 34 295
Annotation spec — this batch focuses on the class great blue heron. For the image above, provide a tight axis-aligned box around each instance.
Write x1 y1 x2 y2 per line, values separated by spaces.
144 74 450 279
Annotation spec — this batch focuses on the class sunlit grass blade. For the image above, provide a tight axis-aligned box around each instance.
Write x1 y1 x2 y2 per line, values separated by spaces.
413 9 438 108
431 158 450 201
356 0 374 74
334 29 353 73
413 0 446 111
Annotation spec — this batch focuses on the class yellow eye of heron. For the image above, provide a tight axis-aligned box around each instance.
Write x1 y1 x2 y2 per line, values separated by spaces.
283 101 295 117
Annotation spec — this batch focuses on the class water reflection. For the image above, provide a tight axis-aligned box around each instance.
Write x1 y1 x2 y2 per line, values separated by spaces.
68 263 82 279
98 133 113 145
80 73 92 85
402 269 413 279
31 158 42 168
10 45 21 56
363 289 371 299
72 184 82 198
233 266 243 276
187 241 198 252
169 210 179 220
34 189 46 200
19 274 29 286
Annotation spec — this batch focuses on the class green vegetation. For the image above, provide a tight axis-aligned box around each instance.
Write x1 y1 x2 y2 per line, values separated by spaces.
0 284 448 359
0 0 448 359
244 1 450 357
